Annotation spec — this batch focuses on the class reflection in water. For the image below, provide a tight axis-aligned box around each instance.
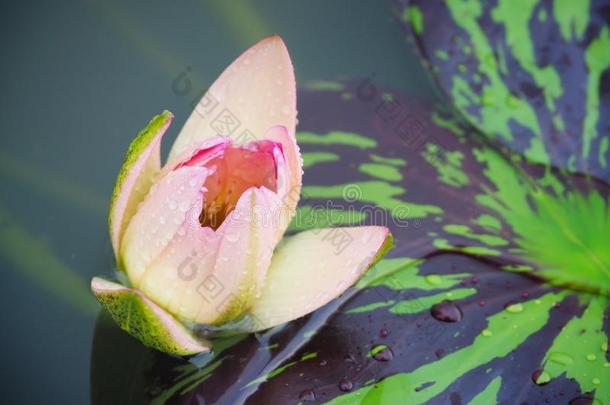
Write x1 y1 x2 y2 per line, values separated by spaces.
90 287 353 404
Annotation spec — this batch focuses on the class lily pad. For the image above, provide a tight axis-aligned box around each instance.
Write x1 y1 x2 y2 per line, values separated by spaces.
91 82 609 403
396 0 610 182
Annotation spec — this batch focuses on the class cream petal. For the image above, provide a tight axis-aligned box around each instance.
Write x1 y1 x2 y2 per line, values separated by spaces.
139 186 283 325
120 165 210 286
167 36 297 168
246 226 392 331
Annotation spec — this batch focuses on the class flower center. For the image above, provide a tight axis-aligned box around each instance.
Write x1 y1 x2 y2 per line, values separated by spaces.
199 143 278 229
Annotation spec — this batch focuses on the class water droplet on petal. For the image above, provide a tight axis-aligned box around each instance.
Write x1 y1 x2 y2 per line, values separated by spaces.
225 233 240 243
431 300 463 322
178 200 190 212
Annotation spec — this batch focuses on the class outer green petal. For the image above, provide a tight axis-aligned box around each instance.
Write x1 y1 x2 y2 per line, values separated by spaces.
108 111 173 260
91 277 210 356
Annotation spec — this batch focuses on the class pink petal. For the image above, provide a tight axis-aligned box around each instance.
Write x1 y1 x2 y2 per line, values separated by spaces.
120 165 211 286
138 186 283 325
109 111 173 258
167 36 297 167
246 226 392 331
263 125 302 235
91 277 210 355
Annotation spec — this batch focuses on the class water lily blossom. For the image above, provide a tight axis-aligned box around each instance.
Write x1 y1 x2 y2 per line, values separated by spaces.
91 36 392 355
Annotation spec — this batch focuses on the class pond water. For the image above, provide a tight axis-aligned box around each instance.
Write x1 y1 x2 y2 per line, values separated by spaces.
0 1 436 403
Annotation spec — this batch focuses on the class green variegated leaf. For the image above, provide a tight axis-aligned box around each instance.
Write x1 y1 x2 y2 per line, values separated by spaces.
397 0 610 182
91 82 609 404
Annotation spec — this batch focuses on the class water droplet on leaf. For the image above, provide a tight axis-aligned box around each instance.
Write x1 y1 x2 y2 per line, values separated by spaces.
505 303 524 313
532 369 550 385
298 389 316 401
338 378 353 392
431 300 463 322
425 274 442 286
548 351 574 366
371 345 393 362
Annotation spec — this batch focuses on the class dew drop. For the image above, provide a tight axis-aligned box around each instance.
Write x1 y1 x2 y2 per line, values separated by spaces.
371 345 393 362
586 353 597 361
548 351 574 366
338 377 353 392
568 395 598 405
531 369 550 385
425 274 442 286
298 389 316 402
602 342 608 352
482 329 493 337
178 200 190 212
592 377 600 385
225 233 240 243
431 300 463 322
505 303 524 313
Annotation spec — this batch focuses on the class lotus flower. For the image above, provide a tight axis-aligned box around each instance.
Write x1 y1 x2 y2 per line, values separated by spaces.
91 36 392 355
